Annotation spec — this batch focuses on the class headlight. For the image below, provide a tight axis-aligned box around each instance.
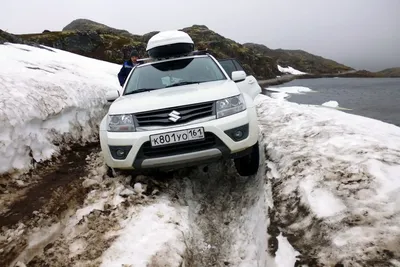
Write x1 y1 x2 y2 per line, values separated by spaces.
216 94 246 118
107 114 136 132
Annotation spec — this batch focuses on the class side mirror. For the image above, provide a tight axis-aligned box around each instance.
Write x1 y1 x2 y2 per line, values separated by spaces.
106 90 120 103
231 71 246 82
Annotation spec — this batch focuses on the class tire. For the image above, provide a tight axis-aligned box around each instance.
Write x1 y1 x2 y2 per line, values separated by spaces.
234 142 260 176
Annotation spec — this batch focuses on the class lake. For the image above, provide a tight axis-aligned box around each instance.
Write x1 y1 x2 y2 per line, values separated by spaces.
265 78 400 127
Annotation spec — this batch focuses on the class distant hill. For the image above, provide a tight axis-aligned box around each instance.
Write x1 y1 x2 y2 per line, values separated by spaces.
5 18 382 80
17 22 282 79
63 18 138 38
243 43 353 74
376 67 400 77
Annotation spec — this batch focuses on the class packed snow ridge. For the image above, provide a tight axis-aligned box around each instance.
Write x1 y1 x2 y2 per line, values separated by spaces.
256 94 400 265
0 43 121 175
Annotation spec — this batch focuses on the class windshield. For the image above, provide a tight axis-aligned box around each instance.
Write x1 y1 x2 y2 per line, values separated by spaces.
123 56 227 95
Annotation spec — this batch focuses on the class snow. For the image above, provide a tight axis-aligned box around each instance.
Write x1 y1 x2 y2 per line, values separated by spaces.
0 42 121 175
322 100 339 108
277 65 307 75
256 94 400 264
274 233 300 267
300 178 346 218
267 86 314 94
100 198 188 267
270 92 290 100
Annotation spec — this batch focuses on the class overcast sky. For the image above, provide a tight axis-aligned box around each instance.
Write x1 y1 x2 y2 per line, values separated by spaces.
1 0 399 71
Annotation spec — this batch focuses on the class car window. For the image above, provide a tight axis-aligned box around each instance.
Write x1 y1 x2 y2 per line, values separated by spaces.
124 56 227 94
233 60 245 72
218 59 236 79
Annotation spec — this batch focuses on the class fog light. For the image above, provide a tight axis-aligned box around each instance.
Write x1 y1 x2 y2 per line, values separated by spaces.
224 124 249 142
109 145 132 160
116 149 125 157
233 130 243 139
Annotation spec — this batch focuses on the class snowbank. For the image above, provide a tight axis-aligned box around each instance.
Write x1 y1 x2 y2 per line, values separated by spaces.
277 65 307 75
256 94 400 265
0 43 120 174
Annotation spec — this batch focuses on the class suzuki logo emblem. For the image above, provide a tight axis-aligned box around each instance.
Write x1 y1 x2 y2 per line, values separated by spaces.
168 110 181 122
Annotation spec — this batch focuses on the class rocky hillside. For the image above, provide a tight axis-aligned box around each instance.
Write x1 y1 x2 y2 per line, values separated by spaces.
62 19 136 38
14 19 353 79
244 43 353 74
17 19 280 79
376 67 400 77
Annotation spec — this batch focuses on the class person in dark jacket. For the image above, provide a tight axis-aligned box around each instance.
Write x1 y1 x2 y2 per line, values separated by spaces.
118 50 139 86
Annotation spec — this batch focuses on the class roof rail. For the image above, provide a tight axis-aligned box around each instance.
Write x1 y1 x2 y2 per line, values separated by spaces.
191 50 209 56
136 57 153 65
144 50 211 62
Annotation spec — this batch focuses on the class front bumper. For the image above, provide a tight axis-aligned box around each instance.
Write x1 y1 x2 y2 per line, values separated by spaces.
99 106 259 170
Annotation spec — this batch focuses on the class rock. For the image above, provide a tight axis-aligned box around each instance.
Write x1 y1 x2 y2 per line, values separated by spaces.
82 178 99 188
133 183 144 194
15 261 27 267
91 173 103 183
15 180 25 187
120 188 134 197
90 169 98 176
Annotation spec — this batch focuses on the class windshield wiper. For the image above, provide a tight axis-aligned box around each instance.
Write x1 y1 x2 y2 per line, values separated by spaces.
165 81 202 88
124 88 159 96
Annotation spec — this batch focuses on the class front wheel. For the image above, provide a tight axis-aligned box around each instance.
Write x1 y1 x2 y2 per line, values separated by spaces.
234 142 260 176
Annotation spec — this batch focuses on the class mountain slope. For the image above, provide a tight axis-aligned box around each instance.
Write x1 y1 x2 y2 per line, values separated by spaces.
63 18 137 38
16 19 354 79
244 43 353 74
376 67 400 77
18 24 281 79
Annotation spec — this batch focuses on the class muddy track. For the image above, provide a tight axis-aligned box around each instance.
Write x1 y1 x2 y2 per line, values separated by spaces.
1 138 280 267
168 146 272 266
0 144 98 267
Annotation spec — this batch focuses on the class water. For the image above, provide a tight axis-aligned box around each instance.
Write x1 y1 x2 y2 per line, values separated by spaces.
268 78 400 127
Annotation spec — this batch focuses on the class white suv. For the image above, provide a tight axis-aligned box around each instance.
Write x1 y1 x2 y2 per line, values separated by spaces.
100 30 262 176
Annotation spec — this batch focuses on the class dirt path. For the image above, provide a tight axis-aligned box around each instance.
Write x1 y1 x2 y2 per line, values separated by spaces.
0 144 98 267
1 140 279 267
165 143 274 266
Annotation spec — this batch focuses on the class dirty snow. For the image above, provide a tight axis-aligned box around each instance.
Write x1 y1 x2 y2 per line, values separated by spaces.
277 65 307 75
0 43 120 175
256 94 400 265
4 150 189 267
100 199 188 267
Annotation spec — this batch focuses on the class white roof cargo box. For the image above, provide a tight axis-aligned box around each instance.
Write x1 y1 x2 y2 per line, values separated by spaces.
146 30 194 59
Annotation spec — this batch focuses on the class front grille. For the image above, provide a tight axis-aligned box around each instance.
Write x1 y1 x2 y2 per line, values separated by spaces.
134 101 214 127
141 132 217 158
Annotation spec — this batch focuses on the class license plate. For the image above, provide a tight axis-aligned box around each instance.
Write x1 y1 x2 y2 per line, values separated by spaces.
150 127 205 147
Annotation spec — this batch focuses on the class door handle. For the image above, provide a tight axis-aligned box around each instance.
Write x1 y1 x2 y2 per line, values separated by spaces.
248 79 255 84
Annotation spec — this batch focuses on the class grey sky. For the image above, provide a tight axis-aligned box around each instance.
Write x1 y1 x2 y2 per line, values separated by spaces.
1 0 399 71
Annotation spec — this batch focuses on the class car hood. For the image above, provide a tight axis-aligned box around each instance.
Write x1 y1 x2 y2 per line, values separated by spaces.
108 80 240 114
